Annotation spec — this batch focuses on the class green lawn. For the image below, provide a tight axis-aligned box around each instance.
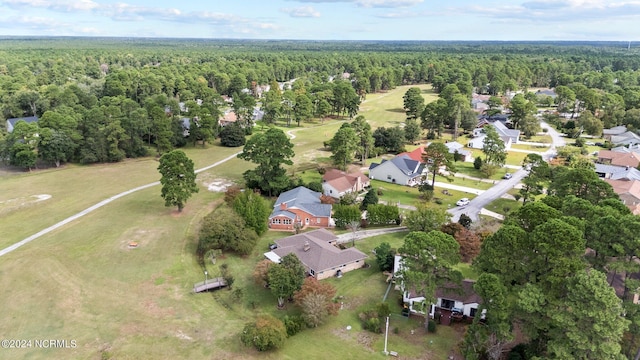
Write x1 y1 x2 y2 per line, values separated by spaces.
510 143 549 151
0 84 475 360
485 197 522 216
505 151 529 167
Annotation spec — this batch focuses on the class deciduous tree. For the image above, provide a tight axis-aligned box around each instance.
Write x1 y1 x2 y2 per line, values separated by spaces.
158 150 199 212
422 142 455 189
238 128 294 196
294 277 340 327
404 204 451 232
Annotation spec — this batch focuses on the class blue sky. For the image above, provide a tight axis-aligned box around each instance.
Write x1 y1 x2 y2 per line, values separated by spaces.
0 0 639 41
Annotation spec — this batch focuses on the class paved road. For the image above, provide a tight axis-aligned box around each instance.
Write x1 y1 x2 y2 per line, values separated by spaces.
447 121 565 222
0 152 241 258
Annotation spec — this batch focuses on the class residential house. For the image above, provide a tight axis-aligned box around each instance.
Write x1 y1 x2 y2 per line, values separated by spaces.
597 150 640 169
398 146 425 162
444 141 473 162
603 126 628 141
471 93 492 113
269 186 333 230
322 169 370 198
604 179 640 215
468 121 518 150
368 154 425 186
393 255 482 318
535 88 557 99
264 229 367 280
611 144 640 153
218 111 238 127
429 280 483 319
611 132 640 147
6 116 38 133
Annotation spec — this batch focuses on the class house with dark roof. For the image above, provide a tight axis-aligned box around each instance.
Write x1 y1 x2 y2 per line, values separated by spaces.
6 116 38 133
322 169 370 198
368 154 425 186
393 255 482 318
269 186 333 230
264 229 367 280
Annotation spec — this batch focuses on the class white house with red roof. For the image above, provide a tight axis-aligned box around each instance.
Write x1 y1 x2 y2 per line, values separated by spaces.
322 169 370 198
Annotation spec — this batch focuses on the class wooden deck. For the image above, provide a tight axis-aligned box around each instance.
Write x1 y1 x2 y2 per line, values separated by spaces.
193 277 227 293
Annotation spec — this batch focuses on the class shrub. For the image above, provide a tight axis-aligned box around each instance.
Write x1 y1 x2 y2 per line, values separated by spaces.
282 315 306 337
473 156 483 170
364 317 382 333
427 320 437 333
240 315 287 351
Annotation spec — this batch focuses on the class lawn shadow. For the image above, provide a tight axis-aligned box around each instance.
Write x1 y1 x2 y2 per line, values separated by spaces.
387 108 406 113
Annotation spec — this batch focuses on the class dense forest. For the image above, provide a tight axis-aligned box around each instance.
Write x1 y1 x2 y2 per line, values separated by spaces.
1 38 640 170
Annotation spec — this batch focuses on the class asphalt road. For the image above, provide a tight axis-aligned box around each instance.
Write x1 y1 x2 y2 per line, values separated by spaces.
447 121 565 222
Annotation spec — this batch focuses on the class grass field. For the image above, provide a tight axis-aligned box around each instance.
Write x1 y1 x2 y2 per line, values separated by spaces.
0 84 474 360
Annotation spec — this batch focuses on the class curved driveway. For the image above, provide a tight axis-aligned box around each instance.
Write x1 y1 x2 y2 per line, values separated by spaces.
0 152 240 258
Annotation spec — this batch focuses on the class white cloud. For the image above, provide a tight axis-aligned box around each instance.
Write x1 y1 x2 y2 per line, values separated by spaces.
287 0 422 7
455 0 640 22
281 6 321 17
356 0 423 8
2 0 99 11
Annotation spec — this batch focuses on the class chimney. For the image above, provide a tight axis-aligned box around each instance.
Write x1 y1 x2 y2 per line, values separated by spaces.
303 241 310 252
280 202 287 210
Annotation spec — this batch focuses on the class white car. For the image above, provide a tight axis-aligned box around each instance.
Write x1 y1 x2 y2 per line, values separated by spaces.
456 198 470 207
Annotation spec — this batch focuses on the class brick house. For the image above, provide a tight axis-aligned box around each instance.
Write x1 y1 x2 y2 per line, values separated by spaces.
269 186 333 230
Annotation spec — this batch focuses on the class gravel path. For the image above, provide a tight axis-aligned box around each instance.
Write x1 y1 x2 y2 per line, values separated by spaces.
0 152 240 258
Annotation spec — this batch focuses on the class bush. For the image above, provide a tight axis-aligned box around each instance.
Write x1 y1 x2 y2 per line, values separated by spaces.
240 315 288 351
307 181 323 193
364 317 382 333
474 156 483 170
282 315 306 337
427 320 437 333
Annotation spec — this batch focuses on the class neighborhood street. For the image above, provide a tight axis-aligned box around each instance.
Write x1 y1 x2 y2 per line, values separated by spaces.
447 121 565 222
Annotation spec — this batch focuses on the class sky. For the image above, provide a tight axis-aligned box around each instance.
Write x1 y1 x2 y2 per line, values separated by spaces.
0 0 639 41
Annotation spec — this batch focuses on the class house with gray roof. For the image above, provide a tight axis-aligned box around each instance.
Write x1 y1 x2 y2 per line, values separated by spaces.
6 116 38 133
368 154 426 186
264 229 367 280
444 141 473 162
468 121 519 150
269 186 333 231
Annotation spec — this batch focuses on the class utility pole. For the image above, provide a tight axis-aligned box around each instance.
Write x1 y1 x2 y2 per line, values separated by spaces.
383 316 389 356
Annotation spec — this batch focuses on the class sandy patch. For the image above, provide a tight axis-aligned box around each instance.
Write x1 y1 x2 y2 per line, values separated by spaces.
118 228 164 250
0 193 52 215
176 330 193 341
206 179 235 192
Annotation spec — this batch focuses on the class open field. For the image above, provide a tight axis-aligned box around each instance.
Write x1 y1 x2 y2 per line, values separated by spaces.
0 84 473 360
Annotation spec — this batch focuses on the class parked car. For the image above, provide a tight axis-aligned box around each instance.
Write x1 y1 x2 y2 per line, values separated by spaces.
503 173 513 179
456 198 470 206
